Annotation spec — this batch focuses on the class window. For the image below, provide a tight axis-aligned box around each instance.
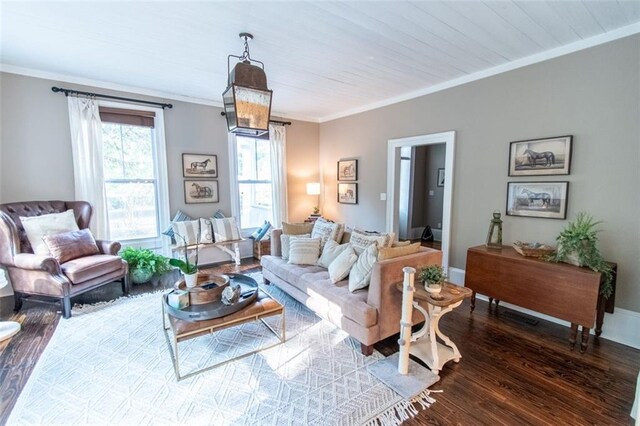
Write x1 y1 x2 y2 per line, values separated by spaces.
100 105 169 245
235 136 273 229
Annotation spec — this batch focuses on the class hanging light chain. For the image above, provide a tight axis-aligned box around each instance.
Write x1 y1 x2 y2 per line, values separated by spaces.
241 35 251 61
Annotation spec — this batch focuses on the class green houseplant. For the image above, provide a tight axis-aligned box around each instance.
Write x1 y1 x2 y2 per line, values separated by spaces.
169 234 199 288
120 247 171 284
552 212 613 298
418 264 447 295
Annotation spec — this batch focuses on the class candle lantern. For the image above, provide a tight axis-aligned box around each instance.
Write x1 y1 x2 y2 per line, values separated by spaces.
486 210 503 249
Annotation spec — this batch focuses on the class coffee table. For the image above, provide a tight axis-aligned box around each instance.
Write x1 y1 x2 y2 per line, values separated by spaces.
162 273 285 380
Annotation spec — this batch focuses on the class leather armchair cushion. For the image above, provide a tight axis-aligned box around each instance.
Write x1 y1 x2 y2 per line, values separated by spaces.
61 255 123 284
42 229 99 263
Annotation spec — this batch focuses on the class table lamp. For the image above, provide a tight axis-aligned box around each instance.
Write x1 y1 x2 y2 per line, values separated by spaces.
306 182 321 215
0 269 20 342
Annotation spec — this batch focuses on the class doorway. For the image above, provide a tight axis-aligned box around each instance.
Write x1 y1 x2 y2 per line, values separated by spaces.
386 131 455 271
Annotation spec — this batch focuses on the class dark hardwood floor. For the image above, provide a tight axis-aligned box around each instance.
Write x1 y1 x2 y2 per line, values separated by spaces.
1 259 638 425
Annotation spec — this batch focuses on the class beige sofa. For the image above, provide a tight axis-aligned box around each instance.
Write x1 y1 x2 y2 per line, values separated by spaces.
260 228 442 355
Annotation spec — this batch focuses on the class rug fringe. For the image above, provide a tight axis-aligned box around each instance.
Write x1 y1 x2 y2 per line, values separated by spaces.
364 389 437 426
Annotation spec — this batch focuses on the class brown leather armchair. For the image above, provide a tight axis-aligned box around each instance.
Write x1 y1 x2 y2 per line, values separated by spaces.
0 201 129 318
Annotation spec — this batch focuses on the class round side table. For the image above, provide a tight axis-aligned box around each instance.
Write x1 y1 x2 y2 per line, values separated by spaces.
0 270 20 342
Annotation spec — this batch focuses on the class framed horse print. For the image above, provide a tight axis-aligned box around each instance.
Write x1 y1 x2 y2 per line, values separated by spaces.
184 180 219 204
337 183 358 204
182 153 218 178
508 136 572 176
506 181 568 219
337 159 358 181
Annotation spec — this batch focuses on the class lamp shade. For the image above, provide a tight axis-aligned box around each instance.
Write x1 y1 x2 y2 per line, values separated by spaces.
306 182 321 195
223 62 273 137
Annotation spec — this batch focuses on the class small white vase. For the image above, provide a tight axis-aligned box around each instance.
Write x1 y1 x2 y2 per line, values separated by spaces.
184 272 198 288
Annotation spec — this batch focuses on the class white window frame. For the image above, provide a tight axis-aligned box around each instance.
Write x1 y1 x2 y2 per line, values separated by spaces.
99 101 170 253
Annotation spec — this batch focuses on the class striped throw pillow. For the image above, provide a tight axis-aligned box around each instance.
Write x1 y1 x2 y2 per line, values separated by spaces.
288 238 321 265
211 217 241 242
172 219 201 246
163 210 192 242
212 209 226 219
280 234 310 260
349 244 378 292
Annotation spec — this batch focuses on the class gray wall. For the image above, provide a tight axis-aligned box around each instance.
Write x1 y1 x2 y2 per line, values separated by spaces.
411 144 445 231
320 35 640 312
0 72 319 222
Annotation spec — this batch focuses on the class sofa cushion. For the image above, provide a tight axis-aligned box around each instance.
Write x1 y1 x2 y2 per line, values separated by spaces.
42 229 99 264
349 244 378 292
61 255 123 283
20 209 79 256
289 238 321 265
300 274 377 328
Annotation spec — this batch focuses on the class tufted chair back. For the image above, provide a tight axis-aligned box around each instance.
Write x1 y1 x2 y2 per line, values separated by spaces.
0 201 92 255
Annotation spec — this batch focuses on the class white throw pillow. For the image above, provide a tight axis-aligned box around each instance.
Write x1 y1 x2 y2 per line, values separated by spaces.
349 232 390 255
312 218 344 247
172 219 202 246
281 234 310 260
211 217 241 242
20 210 79 256
288 238 321 265
328 246 358 284
349 244 378 292
317 239 351 268
199 218 214 244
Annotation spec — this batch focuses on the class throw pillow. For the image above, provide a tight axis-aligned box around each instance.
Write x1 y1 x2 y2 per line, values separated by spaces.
353 228 395 248
317 239 351 268
42 229 99 264
211 217 242 242
199 218 214 244
172 219 201 246
288 238 321 266
392 240 412 247
282 221 314 235
162 210 192 242
349 232 389 255
327 245 358 284
311 217 344 247
280 233 310 260
212 209 226 219
349 244 378 292
20 210 79 256
250 221 272 241
377 242 421 261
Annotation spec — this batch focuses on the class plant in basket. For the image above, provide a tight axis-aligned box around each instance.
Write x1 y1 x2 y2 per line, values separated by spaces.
169 233 199 288
120 247 171 284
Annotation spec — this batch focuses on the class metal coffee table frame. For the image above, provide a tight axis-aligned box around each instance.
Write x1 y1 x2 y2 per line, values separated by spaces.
162 285 285 381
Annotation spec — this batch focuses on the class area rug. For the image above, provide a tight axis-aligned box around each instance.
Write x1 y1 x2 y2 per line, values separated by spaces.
7 273 435 425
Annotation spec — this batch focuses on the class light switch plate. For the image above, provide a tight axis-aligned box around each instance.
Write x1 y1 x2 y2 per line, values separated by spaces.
380 193 387 201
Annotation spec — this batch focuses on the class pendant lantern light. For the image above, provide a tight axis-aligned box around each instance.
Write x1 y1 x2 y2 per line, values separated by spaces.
222 33 273 137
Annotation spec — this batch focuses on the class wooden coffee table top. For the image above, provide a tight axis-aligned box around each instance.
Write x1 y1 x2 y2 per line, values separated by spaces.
396 281 472 307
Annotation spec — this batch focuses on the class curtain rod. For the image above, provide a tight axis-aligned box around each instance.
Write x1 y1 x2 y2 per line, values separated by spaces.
51 87 173 109
219 111 291 126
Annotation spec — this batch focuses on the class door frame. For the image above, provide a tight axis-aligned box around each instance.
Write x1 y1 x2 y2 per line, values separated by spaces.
386 131 456 271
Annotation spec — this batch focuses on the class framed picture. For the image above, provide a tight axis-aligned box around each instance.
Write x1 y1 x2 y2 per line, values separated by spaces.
437 168 445 187
506 181 569 219
182 153 218 178
508 135 572 176
184 180 219 204
337 159 358 181
337 183 358 204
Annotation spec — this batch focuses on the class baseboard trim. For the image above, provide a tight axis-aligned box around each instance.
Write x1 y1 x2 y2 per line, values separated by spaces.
447 267 640 350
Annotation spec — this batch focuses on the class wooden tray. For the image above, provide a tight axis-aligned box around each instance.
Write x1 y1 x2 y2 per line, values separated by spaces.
175 274 229 305
512 242 555 258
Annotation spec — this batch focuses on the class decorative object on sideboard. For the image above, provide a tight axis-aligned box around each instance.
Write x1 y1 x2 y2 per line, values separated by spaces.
170 233 199 288
184 180 219 204
508 135 573 176
306 182 321 215
182 153 217 178
485 210 503 249
222 32 273 137
506 181 569 219
418 264 446 298
512 241 556 258
552 212 614 298
337 183 358 204
337 159 358 181
120 247 171 284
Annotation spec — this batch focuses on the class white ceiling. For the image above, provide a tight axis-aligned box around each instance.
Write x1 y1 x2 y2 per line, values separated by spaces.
1 1 639 122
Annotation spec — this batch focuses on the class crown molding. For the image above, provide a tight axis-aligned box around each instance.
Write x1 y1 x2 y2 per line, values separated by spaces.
318 21 640 123
0 63 320 123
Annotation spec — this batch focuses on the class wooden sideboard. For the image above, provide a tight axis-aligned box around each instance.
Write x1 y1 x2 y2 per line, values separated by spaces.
465 245 616 352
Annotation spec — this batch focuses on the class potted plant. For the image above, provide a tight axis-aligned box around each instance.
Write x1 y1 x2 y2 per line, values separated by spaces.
169 234 199 288
552 212 614 298
120 247 171 284
418 264 447 295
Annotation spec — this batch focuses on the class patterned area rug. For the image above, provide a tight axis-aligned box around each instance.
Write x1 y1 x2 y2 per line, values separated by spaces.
8 273 434 425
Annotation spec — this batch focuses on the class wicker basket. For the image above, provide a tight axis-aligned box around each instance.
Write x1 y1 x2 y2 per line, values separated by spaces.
512 241 556 258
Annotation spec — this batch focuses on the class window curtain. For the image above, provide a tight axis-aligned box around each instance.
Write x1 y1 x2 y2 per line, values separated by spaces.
269 124 288 228
67 97 109 239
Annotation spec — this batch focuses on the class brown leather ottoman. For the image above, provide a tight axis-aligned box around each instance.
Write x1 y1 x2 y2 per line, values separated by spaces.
162 290 285 380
